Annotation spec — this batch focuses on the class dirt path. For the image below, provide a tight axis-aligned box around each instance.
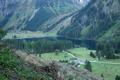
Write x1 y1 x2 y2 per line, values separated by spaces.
91 61 120 65
66 51 120 65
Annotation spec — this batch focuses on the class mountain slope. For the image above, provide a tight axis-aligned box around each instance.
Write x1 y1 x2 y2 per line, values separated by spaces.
0 0 36 30
0 0 89 31
58 0 120 40
1 0 120 41
0 48 52 80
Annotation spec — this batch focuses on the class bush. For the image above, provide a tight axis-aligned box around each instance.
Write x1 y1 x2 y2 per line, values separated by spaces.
0 29 6 40
59 60 68 63
115 75 120 80
90 52 96 58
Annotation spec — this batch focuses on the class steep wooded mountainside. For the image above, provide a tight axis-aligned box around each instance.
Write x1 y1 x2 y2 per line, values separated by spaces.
58 0 120 40
0 0 88 31
0 0 35 30
0 0 120 40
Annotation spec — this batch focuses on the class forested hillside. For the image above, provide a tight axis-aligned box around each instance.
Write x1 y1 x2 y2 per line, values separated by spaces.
58 0 120 40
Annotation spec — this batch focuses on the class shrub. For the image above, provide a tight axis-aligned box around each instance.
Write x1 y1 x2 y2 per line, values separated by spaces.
90 52 96 58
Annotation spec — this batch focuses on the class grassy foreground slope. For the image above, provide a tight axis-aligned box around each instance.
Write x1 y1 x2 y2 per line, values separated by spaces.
0 48 52 80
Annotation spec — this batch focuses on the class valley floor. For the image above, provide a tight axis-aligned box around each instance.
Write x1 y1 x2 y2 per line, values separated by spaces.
41 48 120 80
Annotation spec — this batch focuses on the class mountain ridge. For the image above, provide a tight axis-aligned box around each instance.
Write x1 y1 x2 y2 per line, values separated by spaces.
0 0 89 31
1 0 120 41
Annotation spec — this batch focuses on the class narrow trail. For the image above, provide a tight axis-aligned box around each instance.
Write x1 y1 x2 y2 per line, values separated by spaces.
91 61 120 65
65 51 120 65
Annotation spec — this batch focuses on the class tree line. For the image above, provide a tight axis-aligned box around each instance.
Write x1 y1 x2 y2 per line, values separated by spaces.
96 39 120 59
5 39 74 54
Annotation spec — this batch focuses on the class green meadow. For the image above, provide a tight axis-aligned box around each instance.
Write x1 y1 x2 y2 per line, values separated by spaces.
41 48 120 80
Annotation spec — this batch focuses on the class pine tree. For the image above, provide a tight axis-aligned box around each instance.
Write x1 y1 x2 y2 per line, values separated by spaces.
115 75 120 80
90 52 96 58
0 29 6 40
84 60 92 72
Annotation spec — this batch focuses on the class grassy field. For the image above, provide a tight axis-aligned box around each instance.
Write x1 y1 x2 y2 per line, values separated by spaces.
41 47 95 61
92 62 120 80
41 51 73 61
100 59 120 63
68 48 120 80
68 48 96 60
41 47 120 80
